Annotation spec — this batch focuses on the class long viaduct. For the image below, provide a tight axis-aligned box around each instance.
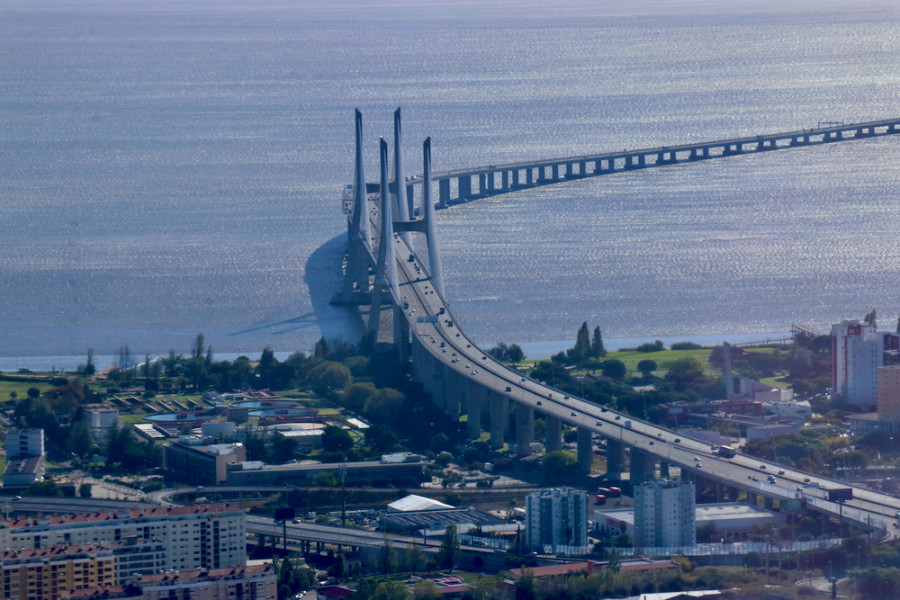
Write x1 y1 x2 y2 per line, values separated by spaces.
337 109 900 539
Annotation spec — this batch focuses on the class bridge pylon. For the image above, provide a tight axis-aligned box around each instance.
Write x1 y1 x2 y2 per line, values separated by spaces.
336 109 375 305
368 138 400 338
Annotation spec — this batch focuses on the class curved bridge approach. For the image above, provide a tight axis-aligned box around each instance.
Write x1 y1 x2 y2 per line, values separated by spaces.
338 109 900 540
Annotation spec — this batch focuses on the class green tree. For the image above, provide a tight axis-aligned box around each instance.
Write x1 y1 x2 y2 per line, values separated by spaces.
637 359 658 378
27 387 40 400
591 326 606 358
413 580 441 600
665 356 705 390
569 322 591 363
322 426 354 453
66 418 94 458
311 471 338 487
601 359 627 380
79 482 92 498
542 450 576 483
372 581 411 600
438 524 461 571
379 540 398 576
307 361 352 396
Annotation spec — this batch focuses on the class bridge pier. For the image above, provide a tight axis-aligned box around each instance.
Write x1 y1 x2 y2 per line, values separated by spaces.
458 175 472 201
526 168 534 185
746 492 758 506
630 448 655 485
579 160 587 175
466 381 485 440
545 415 562 452
516 404 534 456
659 460 670 480
439 179 450 207
490 394 508 450
501 170 509 190
479 173 487 195
576 427 592 475
605 439 625 481
551 164 559 181
512 169 520 187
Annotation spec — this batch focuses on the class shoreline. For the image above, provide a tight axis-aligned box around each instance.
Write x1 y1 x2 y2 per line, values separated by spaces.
0 331 796 373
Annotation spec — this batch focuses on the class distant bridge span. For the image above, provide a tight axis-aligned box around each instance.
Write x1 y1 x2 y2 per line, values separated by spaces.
347 117 900 210
339 111 900 541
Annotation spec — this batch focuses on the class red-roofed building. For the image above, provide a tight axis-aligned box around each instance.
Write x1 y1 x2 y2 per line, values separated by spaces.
4 504 246 573
138 564 276 600
0 544 116 600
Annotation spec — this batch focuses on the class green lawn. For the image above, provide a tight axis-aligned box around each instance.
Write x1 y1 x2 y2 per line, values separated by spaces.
605 348 715 377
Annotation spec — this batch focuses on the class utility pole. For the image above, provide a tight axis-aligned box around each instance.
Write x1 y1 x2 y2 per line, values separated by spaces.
339 463 348 527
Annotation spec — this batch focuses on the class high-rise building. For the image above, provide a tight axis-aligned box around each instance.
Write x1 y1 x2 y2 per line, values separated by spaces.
878 365 900 433
7 504 246 572
0 544 117 600
525 487 588 553
633 479 695 549
832 318 884 409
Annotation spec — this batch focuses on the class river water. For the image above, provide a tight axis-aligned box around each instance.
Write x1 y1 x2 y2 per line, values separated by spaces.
1 0 898 366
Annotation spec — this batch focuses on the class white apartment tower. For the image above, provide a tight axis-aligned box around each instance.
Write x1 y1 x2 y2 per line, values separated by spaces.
878 365 900 433
633 479 695 549
525 487 588 553
832 318 883 409
4 428 44 458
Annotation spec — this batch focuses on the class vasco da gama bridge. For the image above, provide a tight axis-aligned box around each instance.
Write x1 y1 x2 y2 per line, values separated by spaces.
336 109 900 538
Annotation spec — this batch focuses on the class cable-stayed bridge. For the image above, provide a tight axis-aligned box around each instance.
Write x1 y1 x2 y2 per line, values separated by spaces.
337 110 900 539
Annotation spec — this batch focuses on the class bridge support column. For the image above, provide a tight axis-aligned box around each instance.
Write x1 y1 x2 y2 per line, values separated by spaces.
458 175 471 201
466 382 485 440
551 164 559 180
479 173 487 195
431 358 448 412
512 170 520 187
501 170 509 190
564 163 573 178
579 160 587 175
727 486 739 501
605 439 624 481
577 427 592 475
545 415 562 452
630 448 655 485
526 168 533 185
659 460 670 480
764 496 774 509
445 371 463 420
746 492 757 506
714 482 723 502
439 179 450 207
516 404 534 457
490 394 507 450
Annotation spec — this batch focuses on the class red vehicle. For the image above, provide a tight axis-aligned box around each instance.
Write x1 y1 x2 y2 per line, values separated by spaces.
608 486 622 497
595 494 607 505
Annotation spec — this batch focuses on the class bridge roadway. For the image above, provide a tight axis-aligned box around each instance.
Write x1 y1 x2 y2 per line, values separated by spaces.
377 217 900 539
359 119 900 540
388 117 900 206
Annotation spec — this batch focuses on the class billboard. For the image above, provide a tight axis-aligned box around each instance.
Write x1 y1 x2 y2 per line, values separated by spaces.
274 507 296 521
828 488 853 502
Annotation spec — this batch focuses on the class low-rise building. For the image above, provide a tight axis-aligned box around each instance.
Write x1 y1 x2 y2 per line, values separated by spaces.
163 440 246 485
226 458 425 488
2 455 45 488
5 428 44 458
137 564 276 600
595 502 784 541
